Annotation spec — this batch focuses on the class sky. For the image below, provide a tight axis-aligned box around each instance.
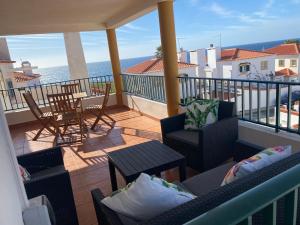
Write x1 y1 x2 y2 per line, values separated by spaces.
3 0 300 68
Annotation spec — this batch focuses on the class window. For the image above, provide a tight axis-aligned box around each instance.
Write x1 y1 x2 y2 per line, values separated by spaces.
261 61 268 70
239 63 250 73
290 59 297 67
278 60 285 67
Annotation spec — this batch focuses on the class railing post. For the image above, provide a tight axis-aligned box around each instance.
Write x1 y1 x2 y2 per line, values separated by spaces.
275 83 281 133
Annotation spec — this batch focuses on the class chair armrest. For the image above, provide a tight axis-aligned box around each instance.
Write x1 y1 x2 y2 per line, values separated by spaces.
17 147 64 174
233 140 265 162
160 113 186 138
199 117 238 170
91 189 124 225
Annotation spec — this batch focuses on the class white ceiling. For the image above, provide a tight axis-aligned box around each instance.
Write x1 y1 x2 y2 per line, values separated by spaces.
0 0 163 35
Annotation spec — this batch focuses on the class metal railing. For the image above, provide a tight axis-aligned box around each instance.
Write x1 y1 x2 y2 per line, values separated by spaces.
122 73 166 103
178 77 300 135
0 75 114 111
185 164 300 225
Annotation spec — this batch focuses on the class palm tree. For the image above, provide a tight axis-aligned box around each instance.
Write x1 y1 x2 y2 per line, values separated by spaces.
155 46 163 59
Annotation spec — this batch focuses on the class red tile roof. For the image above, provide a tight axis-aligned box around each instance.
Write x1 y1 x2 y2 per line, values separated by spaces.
125 58 197 74
221 48 274 61
275 68 297 77
13 72 41 82
0 59 16 64
265 43 300 55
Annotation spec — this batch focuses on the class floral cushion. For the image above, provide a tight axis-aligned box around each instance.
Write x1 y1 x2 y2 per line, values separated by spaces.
184 99 219 130
101 173 195 220
19 164 31 181
221 145 292 186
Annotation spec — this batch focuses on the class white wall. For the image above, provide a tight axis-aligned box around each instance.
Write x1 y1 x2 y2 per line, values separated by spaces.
0 100 28 225
123 93 168 119
275 55 300 75
229 56 275 80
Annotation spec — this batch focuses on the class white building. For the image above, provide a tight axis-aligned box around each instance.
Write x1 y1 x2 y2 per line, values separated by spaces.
205 45 276 80
265 43 300 81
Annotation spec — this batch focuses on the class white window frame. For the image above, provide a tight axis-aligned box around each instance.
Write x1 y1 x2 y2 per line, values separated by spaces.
290 59 297 67
260 61 268 70
278 60 285 67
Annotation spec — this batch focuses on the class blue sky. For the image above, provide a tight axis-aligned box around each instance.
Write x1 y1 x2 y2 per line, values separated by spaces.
4 0 300 68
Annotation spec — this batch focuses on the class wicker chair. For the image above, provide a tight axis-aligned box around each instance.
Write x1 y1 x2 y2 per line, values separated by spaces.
17 146 78 225
160 101 238 172
91 141 300 225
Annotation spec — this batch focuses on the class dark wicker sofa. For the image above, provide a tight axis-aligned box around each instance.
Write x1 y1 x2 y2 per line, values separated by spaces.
91 140 300 225
17 146 78 225
160 100 238 172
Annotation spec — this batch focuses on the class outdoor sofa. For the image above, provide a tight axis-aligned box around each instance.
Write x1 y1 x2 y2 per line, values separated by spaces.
160 100 238 171
91 140 300 225
17 146 79 225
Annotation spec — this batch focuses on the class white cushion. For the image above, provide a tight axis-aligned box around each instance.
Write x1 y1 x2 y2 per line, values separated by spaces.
101 173 195 221
221 145 292 186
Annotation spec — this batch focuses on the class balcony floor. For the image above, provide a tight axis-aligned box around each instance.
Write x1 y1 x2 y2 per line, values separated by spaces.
9 107 195 225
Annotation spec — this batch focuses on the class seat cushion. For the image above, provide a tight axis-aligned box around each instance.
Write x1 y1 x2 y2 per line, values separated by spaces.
30 165 66 180
166 130 199 147
182 161 236 196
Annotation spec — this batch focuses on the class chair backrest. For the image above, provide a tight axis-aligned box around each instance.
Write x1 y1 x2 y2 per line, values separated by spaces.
23 91 43 119
61 83 80 94
47 93 76 114
102 83 111 108
218 101 236 120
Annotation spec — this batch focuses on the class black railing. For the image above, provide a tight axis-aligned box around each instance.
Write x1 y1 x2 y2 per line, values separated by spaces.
178 76 300 134
122 73 166 103
0 75 113 111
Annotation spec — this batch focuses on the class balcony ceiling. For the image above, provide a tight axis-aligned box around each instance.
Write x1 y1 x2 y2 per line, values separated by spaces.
0 0 163 36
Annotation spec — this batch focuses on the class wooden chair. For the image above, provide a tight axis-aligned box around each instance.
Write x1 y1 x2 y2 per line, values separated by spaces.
23 91 56 141
85 83 114 130
47 92 84 144
61 83 81 93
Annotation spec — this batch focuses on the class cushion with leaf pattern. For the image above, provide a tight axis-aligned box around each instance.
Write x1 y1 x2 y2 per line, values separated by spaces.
101 173 195 220
184 99 219 130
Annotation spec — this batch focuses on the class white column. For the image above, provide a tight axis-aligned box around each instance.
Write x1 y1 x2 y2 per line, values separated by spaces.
0 99 28 225
63 32 89 80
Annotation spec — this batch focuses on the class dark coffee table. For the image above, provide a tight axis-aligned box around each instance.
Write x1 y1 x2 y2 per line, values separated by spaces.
107 140 186 191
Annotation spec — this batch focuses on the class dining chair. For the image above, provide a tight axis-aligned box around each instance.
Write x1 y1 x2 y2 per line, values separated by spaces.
85 83 114 130
47 92 84 144
61 83 81 94
23 91 56 141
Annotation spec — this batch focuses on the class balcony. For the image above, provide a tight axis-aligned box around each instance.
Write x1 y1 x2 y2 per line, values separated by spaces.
6 73 300 225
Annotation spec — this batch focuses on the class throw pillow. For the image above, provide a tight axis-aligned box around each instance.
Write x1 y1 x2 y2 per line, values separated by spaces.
19 164 31 181
101 173 195 221
221 145 292 186
184 99 219 130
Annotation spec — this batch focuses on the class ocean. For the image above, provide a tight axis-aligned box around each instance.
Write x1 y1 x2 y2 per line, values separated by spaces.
37 38 300 84
37 56 152 84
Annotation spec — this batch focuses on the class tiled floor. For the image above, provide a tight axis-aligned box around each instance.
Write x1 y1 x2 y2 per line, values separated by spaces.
10 107 192 225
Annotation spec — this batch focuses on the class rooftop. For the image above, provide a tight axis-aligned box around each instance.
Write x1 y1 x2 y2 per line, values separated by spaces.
0 59 16 64
125 58 198 74
275 68 297 77
221 48 274 61
13 72 41 82
265 43 300 55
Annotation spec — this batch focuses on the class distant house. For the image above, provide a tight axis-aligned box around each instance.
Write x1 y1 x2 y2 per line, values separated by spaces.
125 58 198 77
205 46 276 80
265 43 300 81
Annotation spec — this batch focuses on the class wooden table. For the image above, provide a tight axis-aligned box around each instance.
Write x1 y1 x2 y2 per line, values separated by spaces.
73 92 87 99
107 140 186 191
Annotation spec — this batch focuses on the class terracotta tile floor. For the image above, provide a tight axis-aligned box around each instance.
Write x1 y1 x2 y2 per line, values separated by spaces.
9 107 194 225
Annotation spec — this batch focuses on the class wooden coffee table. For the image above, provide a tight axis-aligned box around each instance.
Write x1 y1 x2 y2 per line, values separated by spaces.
107 140 186 191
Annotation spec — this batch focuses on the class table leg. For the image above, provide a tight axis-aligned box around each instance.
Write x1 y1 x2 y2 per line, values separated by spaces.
179 161 186 182
108 160 118 191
